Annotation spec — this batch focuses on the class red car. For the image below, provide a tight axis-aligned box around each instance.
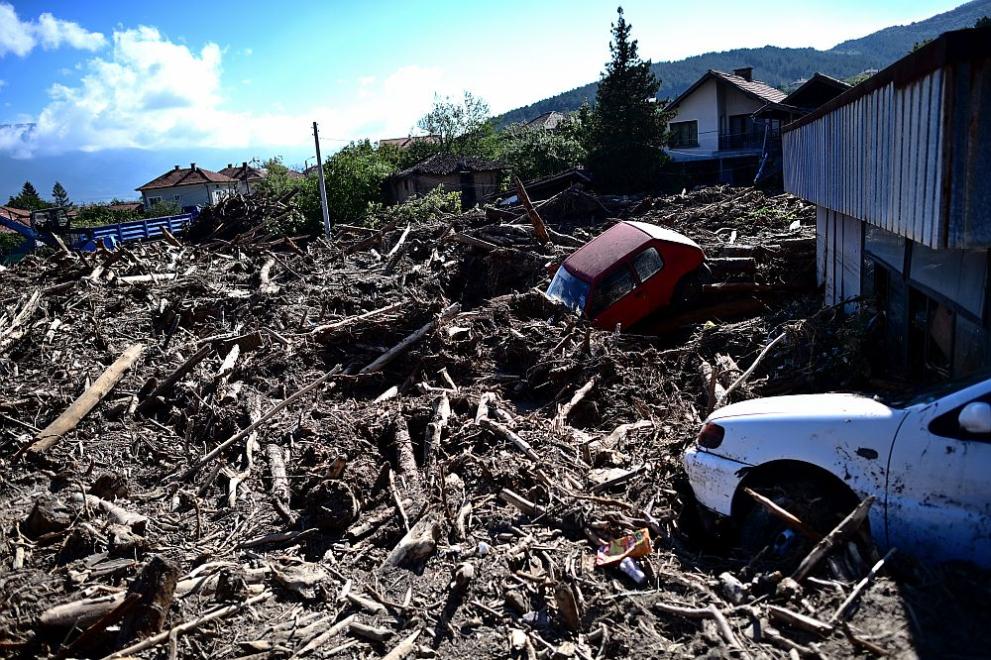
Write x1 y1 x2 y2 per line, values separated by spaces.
546 221 706 330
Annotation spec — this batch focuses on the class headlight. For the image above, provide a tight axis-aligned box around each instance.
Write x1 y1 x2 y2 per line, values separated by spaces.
696 422 725 449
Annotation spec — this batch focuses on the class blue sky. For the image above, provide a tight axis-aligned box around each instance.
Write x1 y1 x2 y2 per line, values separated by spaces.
0 0 964 201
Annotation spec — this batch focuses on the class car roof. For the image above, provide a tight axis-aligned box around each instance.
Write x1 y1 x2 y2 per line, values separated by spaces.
563 220 701 281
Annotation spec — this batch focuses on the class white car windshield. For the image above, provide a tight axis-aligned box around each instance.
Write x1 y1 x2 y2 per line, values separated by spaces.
546 266 590 315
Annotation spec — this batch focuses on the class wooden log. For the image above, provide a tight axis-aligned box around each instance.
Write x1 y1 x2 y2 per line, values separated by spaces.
213 343 240 402
706 257 756 276
349 621 393 642
554 582 581 632
360 303 460 374
499 488 545 518
40 594 125 629
116 555 179 645
266 444 296 525
644 298 766 335
292 614 356 658
258 258 279 295
382 515 440 570
792 496 874 582
71 493 148 534
19 344 144 461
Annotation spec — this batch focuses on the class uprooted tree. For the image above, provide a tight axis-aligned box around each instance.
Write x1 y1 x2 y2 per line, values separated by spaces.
582 6 672 193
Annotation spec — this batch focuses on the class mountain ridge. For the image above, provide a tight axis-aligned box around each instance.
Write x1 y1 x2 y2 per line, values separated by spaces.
496 0 991 126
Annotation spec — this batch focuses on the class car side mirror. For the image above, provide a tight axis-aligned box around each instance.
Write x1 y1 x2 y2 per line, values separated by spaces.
958 402 991 434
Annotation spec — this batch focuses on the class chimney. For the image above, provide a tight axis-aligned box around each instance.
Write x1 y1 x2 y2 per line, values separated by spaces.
733 67 753 82
174 165 180 171
243 161 248 168
190 162 197 171
227 163 232 169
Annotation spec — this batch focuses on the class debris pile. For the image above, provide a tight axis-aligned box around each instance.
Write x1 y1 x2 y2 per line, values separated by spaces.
0 186 984 658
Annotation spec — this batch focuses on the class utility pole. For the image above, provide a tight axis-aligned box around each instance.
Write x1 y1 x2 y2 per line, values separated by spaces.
312 121 332 238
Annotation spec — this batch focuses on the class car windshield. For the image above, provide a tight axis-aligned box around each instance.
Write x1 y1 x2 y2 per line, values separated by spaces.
873 369 991 407
546 266 590 315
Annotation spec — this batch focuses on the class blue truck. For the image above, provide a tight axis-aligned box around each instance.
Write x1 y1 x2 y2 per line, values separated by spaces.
0 206 198 264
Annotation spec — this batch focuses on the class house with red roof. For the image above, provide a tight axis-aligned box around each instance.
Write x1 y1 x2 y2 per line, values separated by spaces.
135 163 237 211
664 67 788 184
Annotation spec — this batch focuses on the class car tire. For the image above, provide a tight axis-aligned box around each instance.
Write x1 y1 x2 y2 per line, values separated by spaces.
737 480 851 569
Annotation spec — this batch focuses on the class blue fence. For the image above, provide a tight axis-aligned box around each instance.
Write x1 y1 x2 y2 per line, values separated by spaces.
73 213 195 251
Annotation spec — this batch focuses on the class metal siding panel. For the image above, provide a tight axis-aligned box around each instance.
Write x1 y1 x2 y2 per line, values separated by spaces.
816 205 827 287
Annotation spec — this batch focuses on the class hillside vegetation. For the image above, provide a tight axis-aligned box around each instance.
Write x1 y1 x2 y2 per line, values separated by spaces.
498 0 991 125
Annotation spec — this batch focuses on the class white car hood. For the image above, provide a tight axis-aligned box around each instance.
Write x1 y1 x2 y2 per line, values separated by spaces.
709 392 896 421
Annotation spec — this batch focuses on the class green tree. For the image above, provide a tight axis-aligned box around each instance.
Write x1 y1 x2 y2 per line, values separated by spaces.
498 116 587 181
976 16 991 28
321 140 397 223
583 7 672 193
413 92 500 162
7 181 48 211
52 181 71 207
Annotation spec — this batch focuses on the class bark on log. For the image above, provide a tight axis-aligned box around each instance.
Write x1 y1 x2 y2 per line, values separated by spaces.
792 496 875 582
360 303 460 374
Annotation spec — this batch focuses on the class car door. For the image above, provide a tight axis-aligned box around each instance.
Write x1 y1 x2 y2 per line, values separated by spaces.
589 263 641 330
886 379 991 567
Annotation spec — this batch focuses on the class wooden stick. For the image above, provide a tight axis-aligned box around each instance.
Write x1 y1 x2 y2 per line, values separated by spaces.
291 614 357 658
381 628 422 660
182 365 341 480
830 547 896 622
310 301 403 335
707 604 747 657
743 487 822 542
19 343 144 461
792 496 874 582
360 304 460 374
0 289 41 352
767 604 833 635
259 258 279 295
101 592 272 659
118 273 177 284
499 488 545 518
480 418 540 462
422 392 450 469
553 378 595 428
136 344 211 415
717 333 788 406
515 176 549 244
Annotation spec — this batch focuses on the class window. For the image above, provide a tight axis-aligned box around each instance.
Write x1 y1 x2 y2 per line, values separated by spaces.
588 267 635 318
148 196 162 204
669 120 698 148
632 247 664 282
546 266 591 315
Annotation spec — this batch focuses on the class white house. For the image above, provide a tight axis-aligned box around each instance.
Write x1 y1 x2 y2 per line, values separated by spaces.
219 162 267 196
136 164 237 211
665 68 787 183
782 27 991 380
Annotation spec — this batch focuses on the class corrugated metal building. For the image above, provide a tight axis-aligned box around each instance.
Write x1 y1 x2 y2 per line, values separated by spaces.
783 28 991 379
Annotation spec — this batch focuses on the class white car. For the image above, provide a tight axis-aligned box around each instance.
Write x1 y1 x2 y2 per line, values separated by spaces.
683 374 991 568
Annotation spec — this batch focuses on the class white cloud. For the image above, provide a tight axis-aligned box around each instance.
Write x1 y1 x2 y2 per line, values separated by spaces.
0 79 6 91
0 25 457 157
242 47 252 56
0 3 105 57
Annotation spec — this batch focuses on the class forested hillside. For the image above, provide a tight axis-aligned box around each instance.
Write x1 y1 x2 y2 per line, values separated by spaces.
498 0 991 125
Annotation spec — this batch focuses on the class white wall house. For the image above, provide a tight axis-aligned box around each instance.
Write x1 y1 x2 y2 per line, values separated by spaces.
783 28 991 380
136 164 237 211
219 162 267 196
665 68 786 183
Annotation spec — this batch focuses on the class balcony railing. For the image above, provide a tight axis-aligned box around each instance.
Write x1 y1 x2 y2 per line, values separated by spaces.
719 124 780 151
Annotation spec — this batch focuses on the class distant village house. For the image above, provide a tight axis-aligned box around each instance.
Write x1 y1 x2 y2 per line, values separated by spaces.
219 162 267 195
388 153 504 208
136 164 237 211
